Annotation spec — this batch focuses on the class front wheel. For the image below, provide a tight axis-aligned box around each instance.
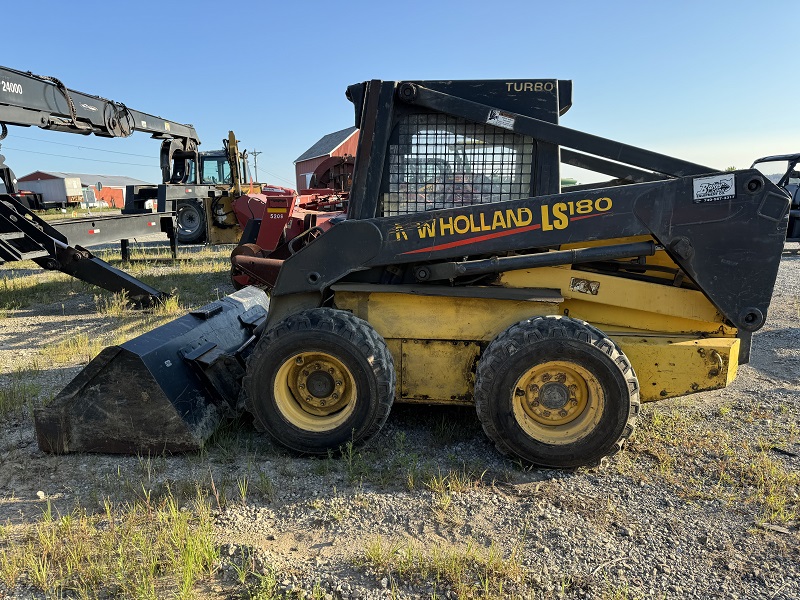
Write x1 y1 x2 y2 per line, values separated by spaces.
474 316 639 468
242 308 395 453
176 199 207 244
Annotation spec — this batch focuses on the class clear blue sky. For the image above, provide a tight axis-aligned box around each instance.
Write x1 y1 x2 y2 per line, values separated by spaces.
2 0 798 188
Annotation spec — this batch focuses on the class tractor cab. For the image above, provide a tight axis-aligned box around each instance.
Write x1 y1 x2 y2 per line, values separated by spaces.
197 150 253 186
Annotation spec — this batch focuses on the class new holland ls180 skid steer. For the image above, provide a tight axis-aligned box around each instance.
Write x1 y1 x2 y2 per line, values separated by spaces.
35 79 790 468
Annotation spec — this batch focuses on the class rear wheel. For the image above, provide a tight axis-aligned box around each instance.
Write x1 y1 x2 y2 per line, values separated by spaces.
243 308 395 453
474 316 639 468
176 199 207 243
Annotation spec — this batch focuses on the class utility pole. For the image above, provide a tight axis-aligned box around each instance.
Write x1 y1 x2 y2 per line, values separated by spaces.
251 149 263 182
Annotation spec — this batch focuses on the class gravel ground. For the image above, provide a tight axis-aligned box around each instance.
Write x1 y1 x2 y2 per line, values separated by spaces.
0 247 798 599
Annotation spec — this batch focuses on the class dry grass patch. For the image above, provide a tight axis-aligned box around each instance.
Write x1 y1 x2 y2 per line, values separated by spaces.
623 402 800 524
361 535 525 599
0 490 218 599
0 369 41 420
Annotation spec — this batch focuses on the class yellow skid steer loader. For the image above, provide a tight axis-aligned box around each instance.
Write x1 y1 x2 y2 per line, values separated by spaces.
35 79 790 468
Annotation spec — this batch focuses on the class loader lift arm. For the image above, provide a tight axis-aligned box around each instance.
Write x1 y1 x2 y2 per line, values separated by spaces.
0 196 166 305
0 65 200 185
0 65 202 304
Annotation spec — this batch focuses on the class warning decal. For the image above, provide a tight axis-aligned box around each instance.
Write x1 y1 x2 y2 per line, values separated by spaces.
487 109 515 130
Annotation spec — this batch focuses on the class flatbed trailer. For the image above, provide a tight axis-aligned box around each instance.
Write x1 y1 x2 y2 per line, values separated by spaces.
50 211 176 259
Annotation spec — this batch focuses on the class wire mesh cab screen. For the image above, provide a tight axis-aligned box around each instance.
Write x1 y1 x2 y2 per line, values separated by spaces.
383 114 535 217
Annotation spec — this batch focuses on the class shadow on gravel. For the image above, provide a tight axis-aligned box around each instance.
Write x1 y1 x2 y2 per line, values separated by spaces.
750 326 800 381
0 312 114 352
388 403 484 444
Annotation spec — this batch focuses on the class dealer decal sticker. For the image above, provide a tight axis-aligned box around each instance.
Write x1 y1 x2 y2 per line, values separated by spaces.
693 174 735 203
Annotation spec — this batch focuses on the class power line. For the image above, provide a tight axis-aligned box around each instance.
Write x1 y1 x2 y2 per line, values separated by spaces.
0 146 154 167
258 168 296 187
6 133 155 158
3 137 297 184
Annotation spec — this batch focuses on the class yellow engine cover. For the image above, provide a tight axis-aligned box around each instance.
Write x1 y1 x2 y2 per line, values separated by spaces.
333 271 740 406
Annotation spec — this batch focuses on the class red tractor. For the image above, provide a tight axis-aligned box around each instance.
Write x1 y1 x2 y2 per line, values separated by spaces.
230 156 353 288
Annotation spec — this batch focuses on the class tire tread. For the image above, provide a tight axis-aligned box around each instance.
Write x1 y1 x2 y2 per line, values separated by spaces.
474 315 639 467
241 308 395 452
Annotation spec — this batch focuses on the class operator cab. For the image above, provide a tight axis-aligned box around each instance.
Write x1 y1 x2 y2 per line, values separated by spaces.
191 151 253 185
752 153 800 241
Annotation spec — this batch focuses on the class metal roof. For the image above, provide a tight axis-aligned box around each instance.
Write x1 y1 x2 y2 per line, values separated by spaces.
294 127 358 164
19 171 153 187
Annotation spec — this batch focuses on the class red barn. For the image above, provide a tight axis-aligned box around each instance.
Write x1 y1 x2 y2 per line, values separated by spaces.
294 127 358 191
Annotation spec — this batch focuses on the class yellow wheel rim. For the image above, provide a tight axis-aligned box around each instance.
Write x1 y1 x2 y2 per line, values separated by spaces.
511 360 605 445
273 351 357 432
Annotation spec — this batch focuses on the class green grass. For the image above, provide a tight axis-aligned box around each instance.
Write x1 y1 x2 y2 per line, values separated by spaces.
423 466 488 495
621 401 800 524
94 290 134 317
44 333 106 366
0 247 238 372
360 536 525 599
0 368 42 420
0 244 234 312
0 489 218 599
37 206 121 221
0 271 83 310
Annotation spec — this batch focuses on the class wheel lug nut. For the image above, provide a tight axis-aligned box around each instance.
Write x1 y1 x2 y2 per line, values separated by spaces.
543 410 551 417
570 399 578 406
559 410 568 417
299 384 305 389
528 384 539 393
306 396 312 402
314 363 321 370
541 374 552 382
302 370 309 376
319 400 326 406
335 380 342 386
530 400 539 407
332 393 339 400
328 368 335 374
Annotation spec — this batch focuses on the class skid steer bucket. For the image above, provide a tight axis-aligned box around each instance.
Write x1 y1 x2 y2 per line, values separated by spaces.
34 287 269 454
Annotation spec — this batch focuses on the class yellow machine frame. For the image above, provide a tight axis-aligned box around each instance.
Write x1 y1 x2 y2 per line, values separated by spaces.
333 239 739 406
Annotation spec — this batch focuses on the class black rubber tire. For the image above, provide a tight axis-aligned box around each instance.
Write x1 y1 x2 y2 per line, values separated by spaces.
474 316 640 468
176 199 207 244
242 308 395 453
